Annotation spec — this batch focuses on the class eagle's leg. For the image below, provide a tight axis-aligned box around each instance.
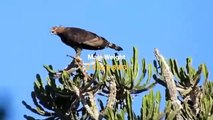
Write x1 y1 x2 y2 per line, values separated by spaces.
75 48 82 57
74 48 82 63
63 48 82 73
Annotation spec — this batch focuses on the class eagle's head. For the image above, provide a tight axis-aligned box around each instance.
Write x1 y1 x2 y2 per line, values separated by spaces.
51 26 65 35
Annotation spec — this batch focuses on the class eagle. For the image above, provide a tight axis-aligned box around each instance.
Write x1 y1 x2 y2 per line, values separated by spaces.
51 26 123 57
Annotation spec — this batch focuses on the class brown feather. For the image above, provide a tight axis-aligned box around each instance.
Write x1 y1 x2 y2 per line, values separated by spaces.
51 26 123 56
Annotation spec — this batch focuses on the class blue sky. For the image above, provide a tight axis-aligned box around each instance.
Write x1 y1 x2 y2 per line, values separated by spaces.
0 0 213 119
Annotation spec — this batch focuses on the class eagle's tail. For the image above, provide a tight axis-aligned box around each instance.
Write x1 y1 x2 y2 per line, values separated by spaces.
107 42 123 51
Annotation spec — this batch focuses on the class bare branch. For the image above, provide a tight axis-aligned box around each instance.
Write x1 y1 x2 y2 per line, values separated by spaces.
154 48 182 110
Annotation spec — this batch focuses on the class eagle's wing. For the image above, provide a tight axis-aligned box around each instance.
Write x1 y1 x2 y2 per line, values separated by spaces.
82 36 107 48
67 28 108 47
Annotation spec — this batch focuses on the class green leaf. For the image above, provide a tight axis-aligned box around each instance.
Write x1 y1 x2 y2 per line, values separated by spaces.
43 65 55 74
136 59 147 87
146 64 152 84
132 47 139 79
126 93 133 120
106 108 115 120
202 64 209 80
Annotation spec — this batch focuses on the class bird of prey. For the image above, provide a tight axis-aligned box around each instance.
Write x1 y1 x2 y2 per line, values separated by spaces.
51 26 123 56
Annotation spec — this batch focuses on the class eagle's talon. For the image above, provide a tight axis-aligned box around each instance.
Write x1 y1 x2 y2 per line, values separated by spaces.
75 56 82 63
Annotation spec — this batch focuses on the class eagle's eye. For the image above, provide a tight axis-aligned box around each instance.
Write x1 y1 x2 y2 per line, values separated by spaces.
51 28 57 34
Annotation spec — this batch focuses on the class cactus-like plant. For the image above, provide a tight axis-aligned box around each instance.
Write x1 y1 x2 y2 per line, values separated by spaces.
23 47 213 120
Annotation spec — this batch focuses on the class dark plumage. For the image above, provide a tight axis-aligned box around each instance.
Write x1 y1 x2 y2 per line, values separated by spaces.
51 26 123 56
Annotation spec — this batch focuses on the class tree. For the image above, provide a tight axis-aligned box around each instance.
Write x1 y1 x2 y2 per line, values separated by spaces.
22 47 213 120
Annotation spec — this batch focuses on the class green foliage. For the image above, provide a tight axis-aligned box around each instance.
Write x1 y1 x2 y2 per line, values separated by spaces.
23 47 213 120
153 55 213 120
23 47 155 120
164 101 180 120
141 90 163 120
